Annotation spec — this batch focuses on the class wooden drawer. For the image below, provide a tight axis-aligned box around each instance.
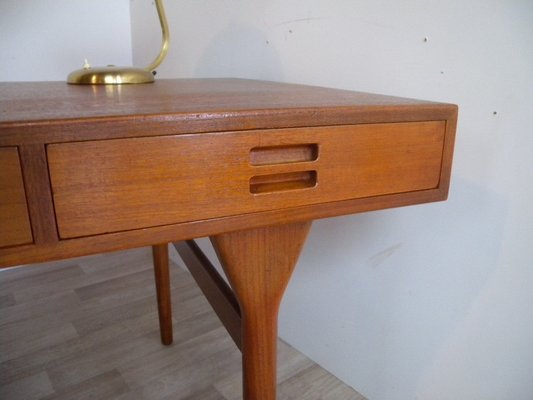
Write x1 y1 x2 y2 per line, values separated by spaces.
47 121 445 239
0 147 33 247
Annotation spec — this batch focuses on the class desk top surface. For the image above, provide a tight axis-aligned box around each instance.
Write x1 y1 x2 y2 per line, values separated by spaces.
1 78 446 123
0 78 457 266
0 79 455 147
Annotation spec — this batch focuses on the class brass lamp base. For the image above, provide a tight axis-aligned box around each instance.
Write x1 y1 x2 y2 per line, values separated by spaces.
67 66 155 85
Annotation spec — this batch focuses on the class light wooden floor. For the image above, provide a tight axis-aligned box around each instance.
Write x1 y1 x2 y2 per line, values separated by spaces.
0 246 366 400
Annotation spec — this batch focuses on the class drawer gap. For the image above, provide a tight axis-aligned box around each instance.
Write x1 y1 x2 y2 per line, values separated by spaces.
250 171 317 194
250 144 318 166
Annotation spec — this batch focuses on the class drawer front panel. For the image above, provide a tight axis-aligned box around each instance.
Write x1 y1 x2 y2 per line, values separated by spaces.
0 147 33 247
48 121 445 239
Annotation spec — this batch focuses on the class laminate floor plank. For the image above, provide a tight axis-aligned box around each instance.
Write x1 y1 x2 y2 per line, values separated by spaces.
0 293 15 308
278 365 367 400
75 268 163 302
126 346 241 400
12 268 85 305
213 341 315 400
42 369 129 400
0 309 160 386
0 259 77 284
120 327 233 388
70 294 164 336
78 247 155 275
0 247 366 400
0 291 81 326
178 386 226 400
0 317 79 364
6 248 170 306
0 370 55 400
1 264 85 296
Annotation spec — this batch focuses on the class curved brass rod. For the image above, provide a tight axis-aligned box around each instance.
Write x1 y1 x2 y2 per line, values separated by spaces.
67 0 170 84
144 0 170 72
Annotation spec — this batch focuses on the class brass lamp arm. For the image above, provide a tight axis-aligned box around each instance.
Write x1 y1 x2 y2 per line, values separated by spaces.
144 0 169 72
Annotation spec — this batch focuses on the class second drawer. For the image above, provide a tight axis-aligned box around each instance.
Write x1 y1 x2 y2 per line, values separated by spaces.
47 121 445 239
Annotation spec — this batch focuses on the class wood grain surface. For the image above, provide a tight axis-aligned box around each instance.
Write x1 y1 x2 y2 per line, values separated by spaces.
151 243 173 346
0 147 32 248
0 78 457 270
18 145 59 245
173 240 242 350
0 79 457 147
47 121 445 239
211 222 312 400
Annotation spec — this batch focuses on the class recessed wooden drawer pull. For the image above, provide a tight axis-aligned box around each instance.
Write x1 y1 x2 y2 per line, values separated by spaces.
250 170 317 194
250 143 318 166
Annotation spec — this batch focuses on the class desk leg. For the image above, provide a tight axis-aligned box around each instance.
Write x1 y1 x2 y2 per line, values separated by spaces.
211 221 312 400
152 243 173 345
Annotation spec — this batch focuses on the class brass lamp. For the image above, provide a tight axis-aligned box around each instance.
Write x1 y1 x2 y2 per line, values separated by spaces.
67 0 169 84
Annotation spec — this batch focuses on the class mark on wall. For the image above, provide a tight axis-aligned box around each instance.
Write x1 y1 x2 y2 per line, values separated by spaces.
276 17 325 26
369 243 403 268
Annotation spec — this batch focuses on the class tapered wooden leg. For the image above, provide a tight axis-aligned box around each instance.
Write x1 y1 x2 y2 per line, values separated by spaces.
211 221 312 400
152 243 173 345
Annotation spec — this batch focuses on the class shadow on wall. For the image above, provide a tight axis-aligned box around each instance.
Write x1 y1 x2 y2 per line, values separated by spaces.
281 175 508 399
193 22 284 81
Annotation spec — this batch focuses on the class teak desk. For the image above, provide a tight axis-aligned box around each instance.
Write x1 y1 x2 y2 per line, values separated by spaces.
0 79 457 400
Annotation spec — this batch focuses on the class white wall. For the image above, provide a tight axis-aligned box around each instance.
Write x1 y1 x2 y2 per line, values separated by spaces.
0 0 132 81
132 1 533 399
3 1 531 399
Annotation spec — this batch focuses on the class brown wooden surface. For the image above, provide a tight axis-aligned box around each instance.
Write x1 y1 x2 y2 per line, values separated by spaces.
47 121 445 239
18 144 59 245
0 79 457 267
0 188 446 268
152 243 173 345
0 79 456 147
0 78 457 269
211 222 312 400
173 240 242 349
0 147 32 248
